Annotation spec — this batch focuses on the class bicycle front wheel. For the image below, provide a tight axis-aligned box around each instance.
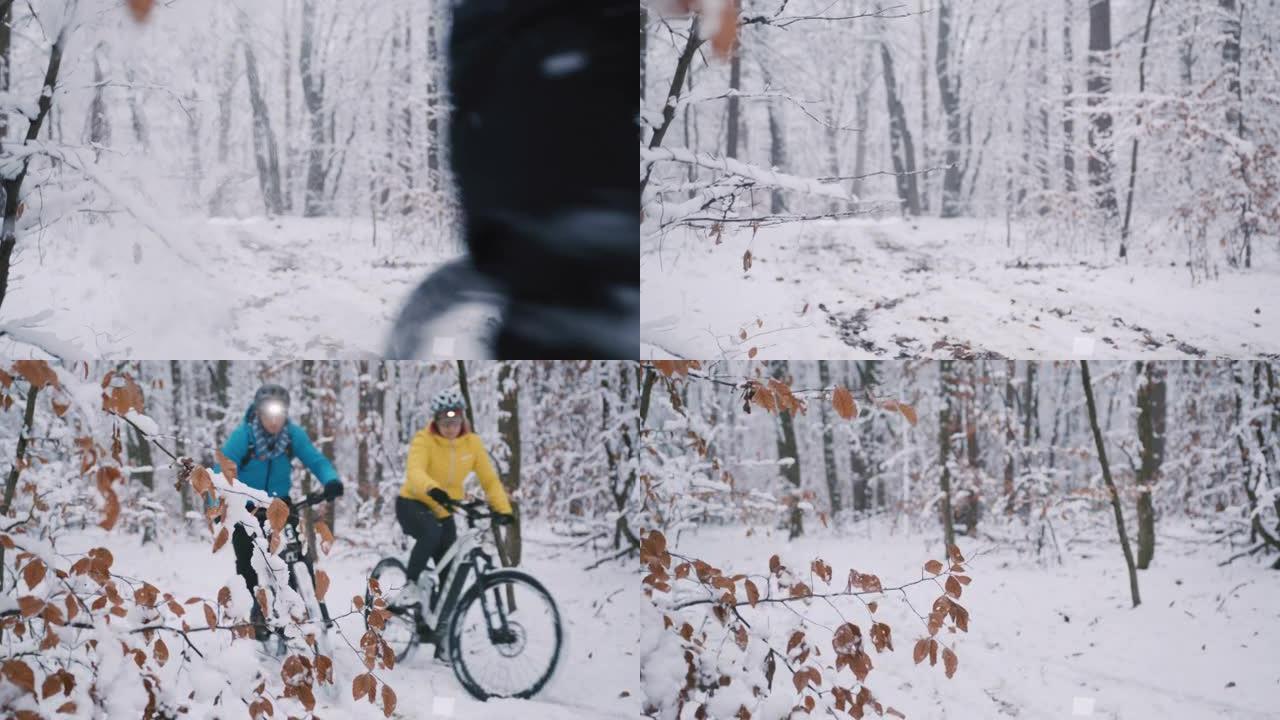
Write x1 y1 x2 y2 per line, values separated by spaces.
447 569 563 700
291 562 339 700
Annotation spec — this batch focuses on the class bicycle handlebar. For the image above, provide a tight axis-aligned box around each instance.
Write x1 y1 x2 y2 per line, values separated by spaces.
244 492 330 523
437 496 496 521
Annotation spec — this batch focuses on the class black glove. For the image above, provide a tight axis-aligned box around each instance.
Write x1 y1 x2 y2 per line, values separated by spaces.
492 512 516 526
428 488 454 509
323 480 344 500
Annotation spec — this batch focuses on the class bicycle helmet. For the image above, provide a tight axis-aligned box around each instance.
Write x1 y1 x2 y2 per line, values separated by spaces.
254 384 290 416
430 387 466 418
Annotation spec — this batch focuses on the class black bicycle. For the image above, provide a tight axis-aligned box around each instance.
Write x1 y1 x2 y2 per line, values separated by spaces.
365 498 563 700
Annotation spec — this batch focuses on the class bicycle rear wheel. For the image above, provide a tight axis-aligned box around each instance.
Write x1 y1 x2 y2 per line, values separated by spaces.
366 557 422 662
447 569 563 700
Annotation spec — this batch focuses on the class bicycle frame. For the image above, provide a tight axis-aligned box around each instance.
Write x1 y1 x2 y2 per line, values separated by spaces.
239 493 334 635
423 516 495 628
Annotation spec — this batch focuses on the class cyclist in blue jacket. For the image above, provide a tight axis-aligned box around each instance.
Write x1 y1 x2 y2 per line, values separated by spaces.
220 384 344 639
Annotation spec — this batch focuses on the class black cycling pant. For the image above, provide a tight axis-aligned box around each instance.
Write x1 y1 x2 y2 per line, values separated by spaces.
396 496 457 583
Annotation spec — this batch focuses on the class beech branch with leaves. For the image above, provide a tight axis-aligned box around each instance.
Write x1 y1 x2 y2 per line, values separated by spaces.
641 529 972 719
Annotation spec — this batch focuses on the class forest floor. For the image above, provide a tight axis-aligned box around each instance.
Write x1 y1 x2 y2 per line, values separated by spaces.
641 217 1280 360
55 523 638 719
0 217 492 359
645 522 1280 720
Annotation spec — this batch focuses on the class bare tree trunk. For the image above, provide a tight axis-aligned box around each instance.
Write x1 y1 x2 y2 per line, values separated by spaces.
1080 360 1141 607
1063 0 1076 193
1221 0 1244 141
299 0 327 216
87 43 111 157
726 45 742 159
2 382 38 517
240 21 285 216
1037 14 1052 211
0 1 11 140
299 361 320 562
123 66 149 150
211 40 236 216
0 21 68 315
853 361 879 511
406 21 421 207
456 360 476 429
211 360 231 446
851 48 872 200
640 18 704 195
938 362 957 549
171 360 191 514
772 362 804 538
381 12 402 210
373 361 387 512
497 362 522 567
818 361 841 516
1135 361 1166 569
640 4 647 141
918 5 930 213
1023 361 1038 447
1087 0 1117 223
0 380 38 592
1219 0 1251 268
850 436 870 513
424 8 444 199
765 71 788 215
357 360 372 500
320 362 337 531
880 40 921 215
1120 0 1158 258
936 0 963 216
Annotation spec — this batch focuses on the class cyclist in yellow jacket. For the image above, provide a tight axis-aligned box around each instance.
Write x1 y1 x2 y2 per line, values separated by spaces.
397 387 514 597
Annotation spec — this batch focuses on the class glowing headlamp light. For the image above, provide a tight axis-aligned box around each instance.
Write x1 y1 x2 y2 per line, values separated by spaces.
261 401 287 418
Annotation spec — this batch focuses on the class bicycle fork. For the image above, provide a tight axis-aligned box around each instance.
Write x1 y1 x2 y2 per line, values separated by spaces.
425 560 473 645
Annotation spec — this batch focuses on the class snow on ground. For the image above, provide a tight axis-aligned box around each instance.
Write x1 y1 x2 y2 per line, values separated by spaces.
1 216 495 359
55 524 638 719
650 523 1280 720
642 217 1280 360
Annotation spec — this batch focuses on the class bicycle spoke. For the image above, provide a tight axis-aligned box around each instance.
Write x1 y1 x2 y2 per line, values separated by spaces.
451 576 561 698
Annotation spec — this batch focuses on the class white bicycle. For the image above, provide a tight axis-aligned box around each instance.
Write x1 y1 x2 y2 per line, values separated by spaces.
239 492 339 696
364 497 563 700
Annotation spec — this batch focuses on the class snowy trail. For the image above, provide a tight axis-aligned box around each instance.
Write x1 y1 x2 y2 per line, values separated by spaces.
2 217 458 358
641 218 1280 360
60 526 638 719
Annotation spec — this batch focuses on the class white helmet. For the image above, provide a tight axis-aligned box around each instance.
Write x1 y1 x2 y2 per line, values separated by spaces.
430 388 466 417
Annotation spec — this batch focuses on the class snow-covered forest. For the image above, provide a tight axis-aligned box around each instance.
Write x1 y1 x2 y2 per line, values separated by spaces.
0 1 465 358
640 0 1280 359
639 359 1280 718
0 359 644 718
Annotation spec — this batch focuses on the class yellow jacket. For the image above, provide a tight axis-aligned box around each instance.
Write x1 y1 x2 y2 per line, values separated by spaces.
399 423 513 519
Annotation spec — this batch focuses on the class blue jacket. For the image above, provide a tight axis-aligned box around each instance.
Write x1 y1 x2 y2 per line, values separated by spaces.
217 406 339 499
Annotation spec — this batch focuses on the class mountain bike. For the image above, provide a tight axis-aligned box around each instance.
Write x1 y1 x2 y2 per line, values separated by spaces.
385 257 502 359
365 497 563 700
239 492 339 697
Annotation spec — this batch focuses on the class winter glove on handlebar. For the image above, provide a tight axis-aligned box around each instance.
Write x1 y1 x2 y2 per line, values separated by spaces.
428 488 454 509
492 513 516 527
323 480 344 500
